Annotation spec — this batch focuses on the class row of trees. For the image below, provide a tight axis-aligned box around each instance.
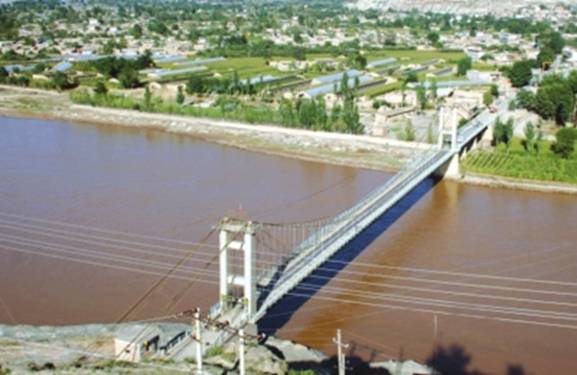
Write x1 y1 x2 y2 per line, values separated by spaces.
278 73 362 134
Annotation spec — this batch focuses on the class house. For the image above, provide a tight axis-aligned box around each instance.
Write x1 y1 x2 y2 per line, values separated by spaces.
464 46 485 61
373 106 416 136
380 90 417 108
115 324 190 362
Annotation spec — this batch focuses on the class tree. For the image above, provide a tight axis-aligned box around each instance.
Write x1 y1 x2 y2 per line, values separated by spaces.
403 123 416 141
508 60 534 87
186 75 205 95
537 47 555 70
534 76 575 125
279 98 295 127
94 80 108 96
176 85 185 104
567 70 577 94
131 24 143 39
118 68 140 89
457 56 472 76
430 81 438 103
51 71 77 91
32 63 46 74
416 84 427 111
427 31 440 45
522 121 535 152
483 89 494 107
490 84 499 98
144 86 152 110
493 117 505 146
504 118 514 148
551 127 577 158
516 89 536 110
0 67 7 83
136 50 155 70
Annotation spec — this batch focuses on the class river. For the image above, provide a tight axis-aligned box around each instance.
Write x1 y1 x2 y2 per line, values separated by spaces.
0 116 575 374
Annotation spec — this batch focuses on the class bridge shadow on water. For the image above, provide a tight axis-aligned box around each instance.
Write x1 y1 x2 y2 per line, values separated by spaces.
258 175 442 335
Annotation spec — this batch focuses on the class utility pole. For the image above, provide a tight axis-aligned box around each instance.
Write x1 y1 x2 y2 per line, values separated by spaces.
333 329 349 375
238 329 246 375
433 314 438 343
194 308 203 375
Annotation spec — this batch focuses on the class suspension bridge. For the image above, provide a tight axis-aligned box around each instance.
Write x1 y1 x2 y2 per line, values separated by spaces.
211 99 507 336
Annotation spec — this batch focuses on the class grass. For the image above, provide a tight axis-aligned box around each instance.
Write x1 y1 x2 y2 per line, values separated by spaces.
462 138 577 184
70 89 282 125
366 49 465 65
208 57 281 78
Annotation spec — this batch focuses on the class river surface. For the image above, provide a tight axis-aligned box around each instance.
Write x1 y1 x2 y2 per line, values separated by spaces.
0 116 576 374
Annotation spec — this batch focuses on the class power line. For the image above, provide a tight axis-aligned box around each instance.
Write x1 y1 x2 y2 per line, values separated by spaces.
0 211 212 247
0 220 217 253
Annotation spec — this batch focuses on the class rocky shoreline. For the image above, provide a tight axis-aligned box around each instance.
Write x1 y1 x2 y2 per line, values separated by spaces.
2 322 430 374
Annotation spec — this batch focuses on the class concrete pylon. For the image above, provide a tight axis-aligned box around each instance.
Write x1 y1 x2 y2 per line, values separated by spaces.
218 218 257 319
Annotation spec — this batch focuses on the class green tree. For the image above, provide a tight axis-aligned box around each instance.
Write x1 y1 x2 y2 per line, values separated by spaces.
279 98 295 127
416 83 427 111
427 31 440 45
176 85 185 104
186 75 205 95
144 85 152 110
493 117 505 146
535 77 575 125
490 84 499 98
131 24 143 39
567 70 577 94
118 68 140 89
457 56 472 76
508 60 534 87
94 80 108 96
51 71 77 91
504 117 514 148
403 122 416 141
522 121 535 152
516 89 536 110
430 81 438 103
483 90 494 107
537 47 555 70
551 127 577 158
0 67 8 83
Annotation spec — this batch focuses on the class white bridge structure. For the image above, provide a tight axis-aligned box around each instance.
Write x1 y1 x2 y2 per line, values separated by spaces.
211 100 506 333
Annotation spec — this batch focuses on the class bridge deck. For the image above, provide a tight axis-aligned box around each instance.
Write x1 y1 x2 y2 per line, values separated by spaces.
252 100 504 322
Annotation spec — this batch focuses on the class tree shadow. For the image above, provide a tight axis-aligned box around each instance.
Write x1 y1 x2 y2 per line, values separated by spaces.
258 176 442 335
427 344 531 375
290 354 392 375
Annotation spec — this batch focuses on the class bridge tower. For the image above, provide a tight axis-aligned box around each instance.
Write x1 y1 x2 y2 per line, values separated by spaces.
438 106 461 178
217 218 257 320
437 106 459 151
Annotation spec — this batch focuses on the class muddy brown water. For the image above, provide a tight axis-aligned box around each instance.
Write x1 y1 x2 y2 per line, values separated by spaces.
0 116 576 374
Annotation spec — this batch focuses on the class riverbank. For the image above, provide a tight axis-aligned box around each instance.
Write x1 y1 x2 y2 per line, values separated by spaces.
0 85 424 173
460 172 577 195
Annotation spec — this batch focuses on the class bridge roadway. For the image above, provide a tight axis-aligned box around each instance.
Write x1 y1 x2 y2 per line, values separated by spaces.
252 100 508 323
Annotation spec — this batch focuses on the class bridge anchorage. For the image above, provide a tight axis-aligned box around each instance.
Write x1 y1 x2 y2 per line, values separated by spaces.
207 100 505 340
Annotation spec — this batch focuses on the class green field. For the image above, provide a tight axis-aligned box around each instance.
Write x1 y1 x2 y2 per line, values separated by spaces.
462 138 577 184
207 57 283 78
366 49 465 65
